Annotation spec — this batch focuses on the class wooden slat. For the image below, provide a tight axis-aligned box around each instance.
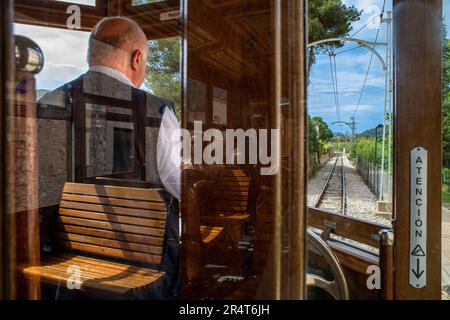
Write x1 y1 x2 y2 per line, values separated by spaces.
61 200 166 220
60 225 164 246
61 193 166 211
59 216 165 237
59 208 166 228
23 255 165 294
222 200 247 206
60 241 162 265
63 182 164 202
327 241 379 275
221 176 250 182
200 225 224 244
211 213 250 222
42 256 163 286
217 209 247 214
46 255 163 279
23 266 130 295
222 186 249 192
221 181 249 187
37 258 150 288
220 170 248 177
308 207 387 248
57 233 164 255
222 191 249 196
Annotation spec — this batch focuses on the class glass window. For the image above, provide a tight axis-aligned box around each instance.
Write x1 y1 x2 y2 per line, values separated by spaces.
85 104 135 177
13 23 89 98
133 0 163 5
53 0 96 6
307 0 393 228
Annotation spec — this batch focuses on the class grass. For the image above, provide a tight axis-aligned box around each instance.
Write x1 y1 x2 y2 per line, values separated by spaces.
443 182 450 204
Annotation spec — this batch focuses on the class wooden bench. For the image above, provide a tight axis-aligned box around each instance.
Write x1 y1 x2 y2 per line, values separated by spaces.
201 168 252 248
23 182 170 298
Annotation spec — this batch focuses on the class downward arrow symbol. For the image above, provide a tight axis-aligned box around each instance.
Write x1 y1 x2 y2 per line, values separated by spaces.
412 258 424 279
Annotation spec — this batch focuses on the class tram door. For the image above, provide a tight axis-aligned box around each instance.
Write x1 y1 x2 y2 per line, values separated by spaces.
0 0 444 301
180 0 308 299
0 0 310 300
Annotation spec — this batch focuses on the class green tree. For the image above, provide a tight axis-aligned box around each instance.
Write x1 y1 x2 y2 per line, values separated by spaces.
144 1 361 119
308 116 320 155
145 37 181 118
308 0 361 72
311 116 333 142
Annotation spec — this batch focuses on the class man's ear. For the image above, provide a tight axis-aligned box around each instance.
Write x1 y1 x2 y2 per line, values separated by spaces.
131 49 143 71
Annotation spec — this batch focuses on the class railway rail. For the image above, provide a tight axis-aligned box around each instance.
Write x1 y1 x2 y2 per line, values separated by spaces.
314 154 347 215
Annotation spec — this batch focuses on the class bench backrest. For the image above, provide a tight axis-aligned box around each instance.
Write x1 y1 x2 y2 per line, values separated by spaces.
57 182 167 265
217 168 251 215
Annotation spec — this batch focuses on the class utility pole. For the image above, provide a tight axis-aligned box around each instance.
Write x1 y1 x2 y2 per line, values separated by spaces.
380 11 392 201
351 116 356 142
386 11 393 199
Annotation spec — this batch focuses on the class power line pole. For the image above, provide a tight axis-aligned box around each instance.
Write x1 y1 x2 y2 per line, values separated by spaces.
350 116 356 142
380 11 392 201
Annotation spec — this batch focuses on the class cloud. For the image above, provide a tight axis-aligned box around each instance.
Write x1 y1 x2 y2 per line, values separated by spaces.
310 103 380 115
14 23 90 90
308 70 385 98
308 0 391 132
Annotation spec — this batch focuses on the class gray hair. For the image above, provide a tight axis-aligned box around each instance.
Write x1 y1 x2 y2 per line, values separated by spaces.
87 16 147 66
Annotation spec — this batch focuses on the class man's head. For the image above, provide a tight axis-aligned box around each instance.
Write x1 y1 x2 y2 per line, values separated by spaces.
88 16 148 88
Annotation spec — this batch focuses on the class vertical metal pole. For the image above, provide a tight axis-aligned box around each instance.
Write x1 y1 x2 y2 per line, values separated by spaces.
386 11 393 199
380 12 392 201
374 127 378 169
380 63 388 199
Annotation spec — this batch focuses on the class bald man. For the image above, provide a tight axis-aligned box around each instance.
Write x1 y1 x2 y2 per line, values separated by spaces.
38 17 181 299
88 16 149 88
39 16 181 199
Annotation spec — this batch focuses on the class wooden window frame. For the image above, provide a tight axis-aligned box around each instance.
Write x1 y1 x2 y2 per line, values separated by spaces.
393 0 442 299
13 0 181 39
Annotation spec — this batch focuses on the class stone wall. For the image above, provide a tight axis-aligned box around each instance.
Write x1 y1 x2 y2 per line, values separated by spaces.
37 119 67 207
146 127 161 184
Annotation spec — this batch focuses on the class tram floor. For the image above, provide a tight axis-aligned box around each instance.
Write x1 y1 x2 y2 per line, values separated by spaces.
442 205 450 299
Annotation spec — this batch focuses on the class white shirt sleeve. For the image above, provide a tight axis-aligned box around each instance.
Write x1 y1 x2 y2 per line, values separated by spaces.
157 107 182 200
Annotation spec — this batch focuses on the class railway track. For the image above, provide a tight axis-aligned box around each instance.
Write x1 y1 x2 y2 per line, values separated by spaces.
314 154 347 215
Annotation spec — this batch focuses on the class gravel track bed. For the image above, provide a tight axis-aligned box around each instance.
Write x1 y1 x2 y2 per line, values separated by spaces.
307 156 338 207
342 155 391 227
307 153 392 254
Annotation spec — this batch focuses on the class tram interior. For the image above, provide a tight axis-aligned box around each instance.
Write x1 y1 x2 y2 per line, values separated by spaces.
0 0 448 300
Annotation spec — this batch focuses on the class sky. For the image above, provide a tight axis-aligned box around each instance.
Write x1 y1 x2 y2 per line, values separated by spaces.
309 0 450 134
308 0 393 135
13 0 450 134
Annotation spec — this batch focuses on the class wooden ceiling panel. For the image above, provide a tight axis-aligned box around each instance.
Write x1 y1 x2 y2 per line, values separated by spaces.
202 49 260 79
187 23 217 51
226 11 272 54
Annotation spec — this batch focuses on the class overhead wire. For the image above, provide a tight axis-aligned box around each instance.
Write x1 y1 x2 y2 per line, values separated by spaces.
335 45 363 56
349 13 380 38
351 0 387 119
328 50 340 122
332 53 340 122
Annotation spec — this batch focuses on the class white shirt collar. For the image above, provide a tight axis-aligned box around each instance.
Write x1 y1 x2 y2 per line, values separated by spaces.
89 65 135 88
